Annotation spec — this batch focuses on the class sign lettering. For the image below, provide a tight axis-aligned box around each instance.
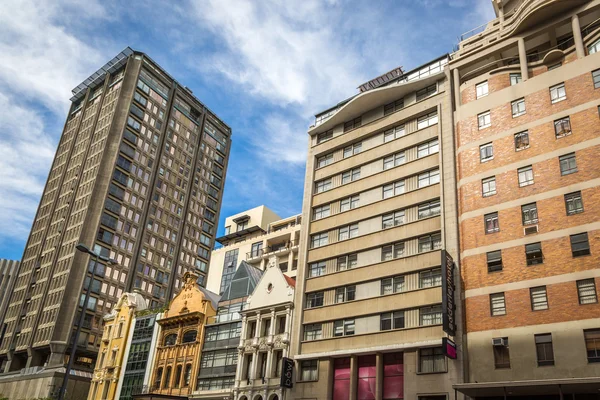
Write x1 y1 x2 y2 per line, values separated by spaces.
441 250 457 336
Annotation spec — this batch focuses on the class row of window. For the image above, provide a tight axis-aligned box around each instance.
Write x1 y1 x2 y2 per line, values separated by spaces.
305 267 442 309
492 329 600 370
484 191 585 237
490 278 597 317
308 233 441 278
303 304 443 341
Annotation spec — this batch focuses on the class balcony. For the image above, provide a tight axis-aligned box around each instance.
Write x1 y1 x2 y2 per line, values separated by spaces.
246 240 298 261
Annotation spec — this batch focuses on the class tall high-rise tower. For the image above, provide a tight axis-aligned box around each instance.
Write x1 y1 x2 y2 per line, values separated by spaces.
0 48 231 398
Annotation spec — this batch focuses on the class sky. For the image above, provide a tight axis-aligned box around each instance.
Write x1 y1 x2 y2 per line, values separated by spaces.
0 0 495 260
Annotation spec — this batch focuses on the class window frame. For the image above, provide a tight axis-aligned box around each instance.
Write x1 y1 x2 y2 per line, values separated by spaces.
530 286 549 311
514 131 530 151
565 191 584 215
316 130 333 144
570 232 591 257
550 82 567 103
316 153 333 169
518 165 534 187
526 242 544 266
521 203 538 226
511 98 526 117
484 212 500 234
482 176 497 197
490 292 506 316
480 143 493 162
510 73 522 85
476 81 489 98
559 153 578 175
487 250 503 272
577 279 598 305
478 111 491 129
593 69 600 89
554 117 572 138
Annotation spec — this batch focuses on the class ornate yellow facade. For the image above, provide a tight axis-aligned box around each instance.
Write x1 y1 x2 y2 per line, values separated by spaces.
88 292 147 400
149 272 217 397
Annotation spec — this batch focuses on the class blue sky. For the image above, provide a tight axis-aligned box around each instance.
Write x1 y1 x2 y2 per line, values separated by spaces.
0 0 494 260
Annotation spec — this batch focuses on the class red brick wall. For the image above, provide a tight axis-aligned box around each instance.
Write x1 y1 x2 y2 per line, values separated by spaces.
456 71 600 148
461 73 513 105
462 225 600 291
465 277 600 332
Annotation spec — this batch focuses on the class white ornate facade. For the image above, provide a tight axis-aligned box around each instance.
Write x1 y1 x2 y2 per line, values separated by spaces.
233 260 295 400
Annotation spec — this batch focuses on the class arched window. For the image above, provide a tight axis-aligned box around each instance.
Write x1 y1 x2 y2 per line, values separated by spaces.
182 330 197 343
154 367 163 390
184 364 192 386
163 366 172 388
164 333 177 346
175 365 183 388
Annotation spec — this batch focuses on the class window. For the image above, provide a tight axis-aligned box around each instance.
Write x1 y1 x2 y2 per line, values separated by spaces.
530 286 548 310
593 69 600 89
478 179 496 201
381 242 405 261
419 347 445 373
163 366 172 388
334 319 355 336
381 276 405 295
383 151 405 170
559 153 577 175
518 165 534 187
487 250 503 272
418 200 440 219
514 131 529 151
571 233 591 257
384 125 405 142
341 168 360 184
565 191 584 215
317 153 333 168
478 111 491 129
419 268 442 288
521 203 538 225
384 99 404 115
417 112 438 129
335 285 356 303
418 233 442 252
493 338 510 368
380 311 405 330
340 195 359 211
490 293 506 316
344 117 362 132
303 324 322 341
534 334 555 366
306 292 324 309
338 224 358 241
420 305 442 325
476 81 489 98
418 169 440 188
317 130 333 144
510 73 522 85
164 333 177 346
484 212 499 233
298 359 319 382
511 98 526 117
590 38 600 54
417 139 439 158
550 83 566 103
315 178 332 194
337 254 357 271
585 329 600 363
577 279 598 304
383 180 405 198
526 242 543 265
250 242 263 258
313 204 330 220
479 143 493 162
554 117 571 137
182 330 197 343
416 84 437 101
308 261 325 277
310 233 328 248
382 210 405 228
343 143 362 158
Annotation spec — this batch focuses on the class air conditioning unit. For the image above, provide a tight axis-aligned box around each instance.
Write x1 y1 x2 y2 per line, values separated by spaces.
492 338 507 347
524 225 538 235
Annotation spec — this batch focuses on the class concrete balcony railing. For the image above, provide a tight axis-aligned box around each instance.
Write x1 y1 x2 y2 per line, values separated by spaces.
246 241 298 261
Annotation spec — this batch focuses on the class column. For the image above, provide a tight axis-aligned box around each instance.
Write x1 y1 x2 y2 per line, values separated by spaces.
498 6 504 23
265 309 277 378
518 37 529 81
349 355 358 400
287 250 294 273
572 13 585 59
239 315 247 344
234 349 244 386
269 310 276 336
250 350 259 381
375 353 383 400
452 69 461 107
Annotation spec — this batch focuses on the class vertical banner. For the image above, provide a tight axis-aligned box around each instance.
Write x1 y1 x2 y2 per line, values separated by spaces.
442 337 457 359
280 357 294 388
441 250 456 336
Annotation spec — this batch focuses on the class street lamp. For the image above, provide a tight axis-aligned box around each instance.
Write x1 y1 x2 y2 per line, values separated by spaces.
57 243 116 400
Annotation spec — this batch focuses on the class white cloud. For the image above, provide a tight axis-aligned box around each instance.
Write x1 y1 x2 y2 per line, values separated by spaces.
0 0 110 247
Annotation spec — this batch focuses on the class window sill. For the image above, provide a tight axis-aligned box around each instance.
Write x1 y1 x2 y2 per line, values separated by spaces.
483 192 497 197
516 146 530 151
512 112 526 118
551 98 566 104
519 182 534 187
416 370 448 375
480 157 494 163
561 170 578 176
555 132 572 139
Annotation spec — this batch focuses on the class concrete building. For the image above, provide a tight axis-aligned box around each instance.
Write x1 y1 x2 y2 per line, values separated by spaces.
233 258 295 400
0 259 19 363
88 292 147 400
207 206 301 295
192 261 263 400
0 47 231 398
290 54 464 400
448 0 600 398
146 272 218 398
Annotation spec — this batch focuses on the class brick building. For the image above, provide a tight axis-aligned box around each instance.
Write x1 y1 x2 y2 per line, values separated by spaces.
449 0 600 398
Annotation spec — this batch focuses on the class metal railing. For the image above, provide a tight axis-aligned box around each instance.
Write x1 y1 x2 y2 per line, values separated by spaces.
246 240 298 260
